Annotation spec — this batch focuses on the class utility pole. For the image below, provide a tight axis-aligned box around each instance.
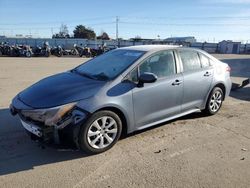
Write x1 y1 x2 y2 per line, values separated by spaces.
116 16 119 47
51 28 54 37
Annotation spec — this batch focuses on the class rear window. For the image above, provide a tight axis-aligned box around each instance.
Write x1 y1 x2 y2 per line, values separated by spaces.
179 50 201 72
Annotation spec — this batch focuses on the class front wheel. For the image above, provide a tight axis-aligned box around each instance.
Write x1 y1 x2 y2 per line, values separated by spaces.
204 87 224 115
78 110 122 154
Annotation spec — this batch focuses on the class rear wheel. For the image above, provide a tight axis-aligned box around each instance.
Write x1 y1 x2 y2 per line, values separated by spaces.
204 87 224 115
79 110 122 154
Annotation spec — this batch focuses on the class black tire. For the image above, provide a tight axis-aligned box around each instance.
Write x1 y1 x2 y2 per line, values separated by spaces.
203 87 224 115
78 110 122 154
26 51 31 57
45 51 49 57
71 49 77 56
57 52 62 57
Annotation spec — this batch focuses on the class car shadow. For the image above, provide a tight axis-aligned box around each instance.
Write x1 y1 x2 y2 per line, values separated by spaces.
0 106 206 176
0 108 87 176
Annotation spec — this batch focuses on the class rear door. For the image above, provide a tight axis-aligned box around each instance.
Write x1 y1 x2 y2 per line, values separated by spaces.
177 49 214 112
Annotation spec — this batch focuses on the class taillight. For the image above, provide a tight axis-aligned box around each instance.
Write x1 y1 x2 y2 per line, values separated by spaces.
226 66 231 72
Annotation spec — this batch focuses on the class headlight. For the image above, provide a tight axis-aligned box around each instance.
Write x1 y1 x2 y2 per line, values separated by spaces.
21 102 76 126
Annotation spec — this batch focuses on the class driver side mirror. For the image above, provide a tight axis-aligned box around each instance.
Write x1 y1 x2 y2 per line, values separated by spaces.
138 72 157 87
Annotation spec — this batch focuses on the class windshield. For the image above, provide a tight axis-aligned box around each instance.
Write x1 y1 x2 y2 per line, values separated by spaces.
74 49 145 80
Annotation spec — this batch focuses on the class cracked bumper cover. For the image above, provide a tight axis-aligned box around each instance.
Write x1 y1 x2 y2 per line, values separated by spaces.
10 97 89 145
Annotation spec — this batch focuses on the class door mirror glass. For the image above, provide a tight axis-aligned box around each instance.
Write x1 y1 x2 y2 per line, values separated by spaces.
138 72 157 87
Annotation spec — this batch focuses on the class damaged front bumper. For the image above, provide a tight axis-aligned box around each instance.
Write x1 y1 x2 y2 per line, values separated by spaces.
20 119 43 137
10 97 89 146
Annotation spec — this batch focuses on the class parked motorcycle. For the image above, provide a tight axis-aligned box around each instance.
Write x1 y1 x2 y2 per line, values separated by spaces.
9 45 33 57
0 42 12 56
9 45 21 57
70 44 79 56
32 42 50 57
62 49 70 56
90 45 110 57
0 43 3 56
22 45 33 57
51 45 63 57
72 44 92 57
90 48 101 57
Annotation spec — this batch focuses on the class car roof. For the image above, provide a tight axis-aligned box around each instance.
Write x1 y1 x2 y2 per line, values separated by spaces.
120 45 181 52
119 45 217 61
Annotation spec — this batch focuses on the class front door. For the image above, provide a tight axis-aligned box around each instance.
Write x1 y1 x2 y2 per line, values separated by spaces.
131 50 183 129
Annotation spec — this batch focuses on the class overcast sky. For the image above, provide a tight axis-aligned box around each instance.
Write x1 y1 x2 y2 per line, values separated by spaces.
0 0 250 42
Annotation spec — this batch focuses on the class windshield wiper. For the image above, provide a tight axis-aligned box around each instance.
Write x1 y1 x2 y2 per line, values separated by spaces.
92 72 110 81
71 69 96 80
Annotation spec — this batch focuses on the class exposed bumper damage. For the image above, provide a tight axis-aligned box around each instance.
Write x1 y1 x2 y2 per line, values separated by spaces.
10 98 89 148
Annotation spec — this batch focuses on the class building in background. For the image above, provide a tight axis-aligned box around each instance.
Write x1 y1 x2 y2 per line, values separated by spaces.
218 40 241 54
164 36 196 45
191 42 219 53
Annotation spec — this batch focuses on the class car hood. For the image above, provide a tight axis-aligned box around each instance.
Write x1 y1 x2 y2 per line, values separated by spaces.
18 72 106 108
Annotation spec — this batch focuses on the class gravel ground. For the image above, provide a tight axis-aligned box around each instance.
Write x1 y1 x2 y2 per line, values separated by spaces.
0 54 249 188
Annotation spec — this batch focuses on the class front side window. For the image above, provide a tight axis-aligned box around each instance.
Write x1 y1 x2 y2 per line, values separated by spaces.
138 51 176 79
75 49 145 80
179 50 201 72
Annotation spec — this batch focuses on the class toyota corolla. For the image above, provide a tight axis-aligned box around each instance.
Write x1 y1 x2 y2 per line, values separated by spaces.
10 45 232 154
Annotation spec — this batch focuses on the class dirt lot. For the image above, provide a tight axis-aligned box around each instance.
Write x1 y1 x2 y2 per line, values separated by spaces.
0 55 249 188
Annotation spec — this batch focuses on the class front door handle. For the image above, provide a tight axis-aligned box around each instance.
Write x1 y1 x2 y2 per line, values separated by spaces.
172 79 182 86
204 71 211 77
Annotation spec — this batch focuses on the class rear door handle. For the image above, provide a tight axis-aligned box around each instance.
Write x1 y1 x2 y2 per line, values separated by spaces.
172 79 182 86
204 72 211 77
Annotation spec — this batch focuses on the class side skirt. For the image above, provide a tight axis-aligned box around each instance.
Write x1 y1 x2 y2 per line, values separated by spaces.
136 108 201 131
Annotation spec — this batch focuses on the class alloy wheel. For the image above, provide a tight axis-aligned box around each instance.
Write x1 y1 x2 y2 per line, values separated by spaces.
209 90 222 112
87 116 118 149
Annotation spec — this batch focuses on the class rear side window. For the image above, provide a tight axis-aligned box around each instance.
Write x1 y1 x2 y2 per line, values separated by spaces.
199 53 210 68
179 50 201 72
